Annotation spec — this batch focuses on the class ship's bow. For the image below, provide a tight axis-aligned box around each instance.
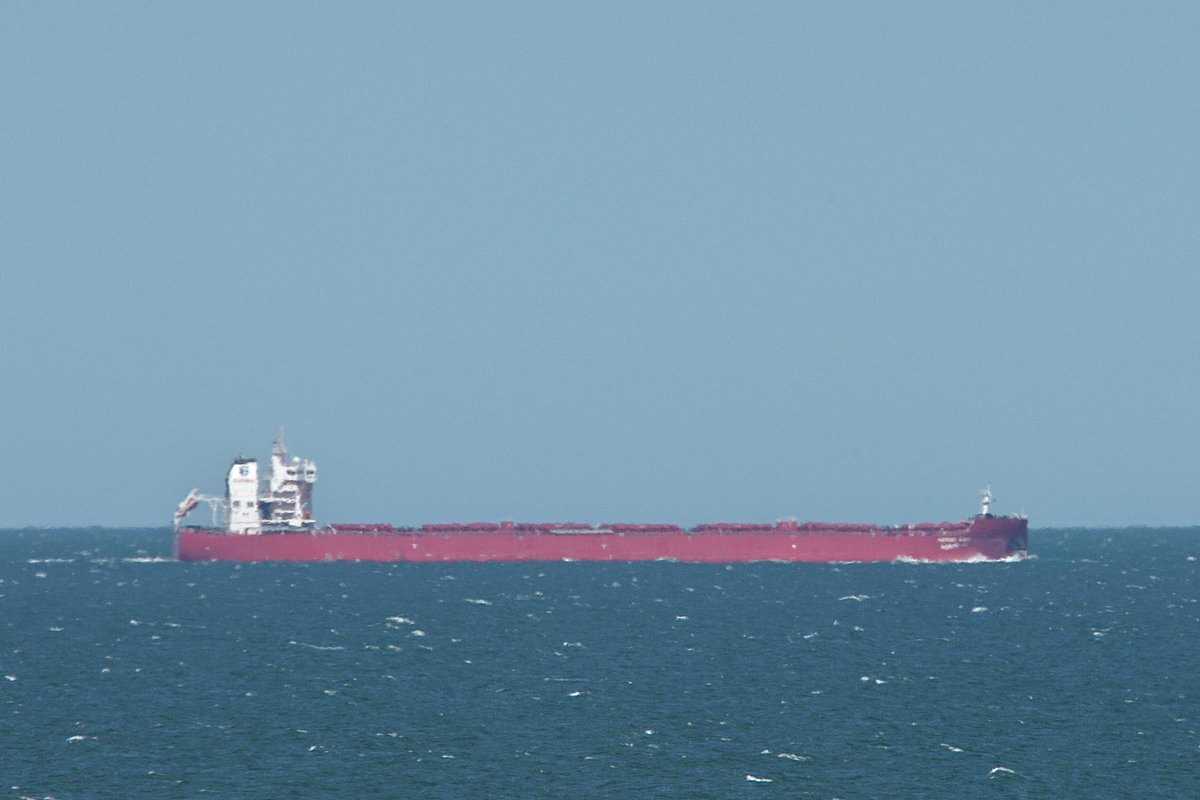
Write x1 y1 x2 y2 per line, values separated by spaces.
970 515 1028 560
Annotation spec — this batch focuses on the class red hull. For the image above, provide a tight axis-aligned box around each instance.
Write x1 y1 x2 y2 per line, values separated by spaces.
176 516 1027 563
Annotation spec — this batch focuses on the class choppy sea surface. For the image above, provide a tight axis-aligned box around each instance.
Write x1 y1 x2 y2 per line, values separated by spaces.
1 528 1196 799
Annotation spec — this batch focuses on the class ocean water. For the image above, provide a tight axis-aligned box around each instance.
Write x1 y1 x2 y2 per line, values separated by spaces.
1 529 1196 799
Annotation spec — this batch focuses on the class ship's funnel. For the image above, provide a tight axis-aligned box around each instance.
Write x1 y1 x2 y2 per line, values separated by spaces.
226 458 262 533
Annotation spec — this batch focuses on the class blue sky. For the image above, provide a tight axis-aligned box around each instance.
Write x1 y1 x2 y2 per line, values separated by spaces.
2 3 1196 527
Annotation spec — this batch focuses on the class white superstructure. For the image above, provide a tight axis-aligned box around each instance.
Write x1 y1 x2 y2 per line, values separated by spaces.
173 432 318 533
263 434 317 529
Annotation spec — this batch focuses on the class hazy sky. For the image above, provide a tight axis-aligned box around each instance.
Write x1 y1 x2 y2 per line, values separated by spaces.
2 3 1196 528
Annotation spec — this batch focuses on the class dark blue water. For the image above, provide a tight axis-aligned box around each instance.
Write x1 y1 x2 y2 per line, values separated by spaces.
2 529 1196 798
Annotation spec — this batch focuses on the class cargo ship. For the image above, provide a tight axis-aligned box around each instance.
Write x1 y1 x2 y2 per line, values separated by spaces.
173 436 1028 563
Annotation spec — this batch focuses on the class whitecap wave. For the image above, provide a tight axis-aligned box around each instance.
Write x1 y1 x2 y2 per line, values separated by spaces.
892 552 1031 565
289 641 346 651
